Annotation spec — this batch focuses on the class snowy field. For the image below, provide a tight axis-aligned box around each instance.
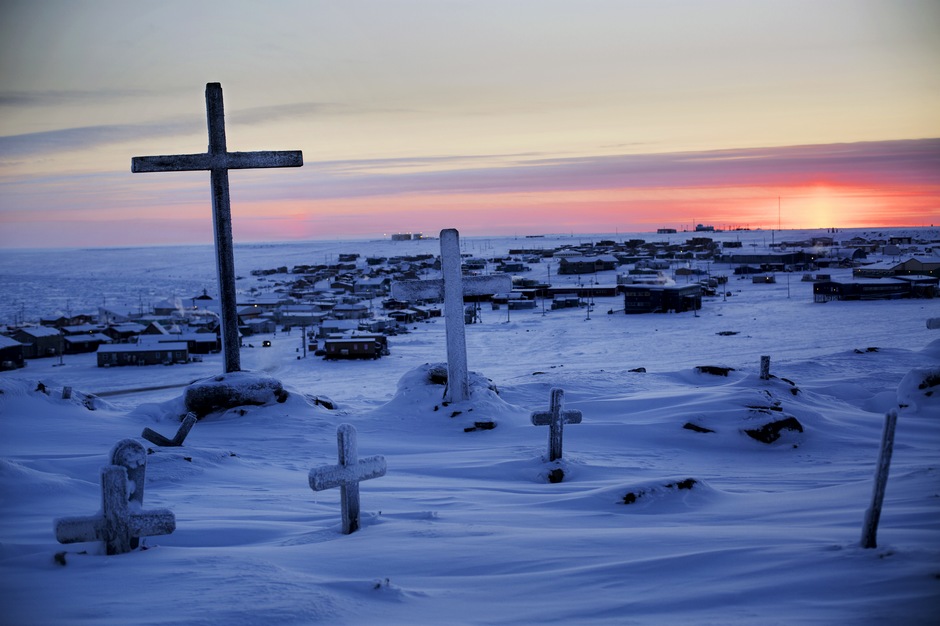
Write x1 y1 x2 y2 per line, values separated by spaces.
1 228 939 624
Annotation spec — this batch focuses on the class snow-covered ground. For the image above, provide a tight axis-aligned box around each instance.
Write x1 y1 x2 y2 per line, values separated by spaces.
1 229 938 624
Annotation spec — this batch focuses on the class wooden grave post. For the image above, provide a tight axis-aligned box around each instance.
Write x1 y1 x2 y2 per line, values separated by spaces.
391 228 511 403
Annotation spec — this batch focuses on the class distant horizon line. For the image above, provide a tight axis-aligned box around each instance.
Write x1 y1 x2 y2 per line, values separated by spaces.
2 224 937 253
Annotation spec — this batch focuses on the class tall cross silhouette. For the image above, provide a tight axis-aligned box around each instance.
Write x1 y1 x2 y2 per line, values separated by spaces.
132 83 303 373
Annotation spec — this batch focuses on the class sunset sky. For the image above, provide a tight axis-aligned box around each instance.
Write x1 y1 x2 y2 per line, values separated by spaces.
1 0 938 248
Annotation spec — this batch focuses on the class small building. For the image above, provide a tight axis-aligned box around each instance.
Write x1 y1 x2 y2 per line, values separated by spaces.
551 294 581 310
0 335 25 370
332 302 371 320
813 278 910 302
557 255 619 275
322 336 386 360
63 333 112 354
9 326 65 359
622 284 702 313
104 323 146 343
97 342 189 367
244 318 276 335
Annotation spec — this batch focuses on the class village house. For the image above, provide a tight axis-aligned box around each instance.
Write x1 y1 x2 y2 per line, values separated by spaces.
0 335 26 370
137 322 221 354
277 305 328 328
97 342 189 367
332 302 371 320
63 332 112 354
322 334 388 360
354 277 391 297
40 313 96 328
557 255 619 275
621 284 702 314
104 322 147 343
854 256 940 279
244 318 277 335
8 326 65 359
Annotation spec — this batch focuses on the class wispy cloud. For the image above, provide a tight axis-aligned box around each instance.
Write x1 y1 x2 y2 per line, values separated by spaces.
0 88 153 108
272 138 940 201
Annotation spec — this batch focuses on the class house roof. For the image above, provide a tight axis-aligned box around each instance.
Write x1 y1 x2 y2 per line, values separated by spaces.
0 335 23 348
63 333 111 344
98 342 188 354
15 326 62 338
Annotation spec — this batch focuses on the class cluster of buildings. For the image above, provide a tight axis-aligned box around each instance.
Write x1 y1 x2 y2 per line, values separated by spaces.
2 233 937 370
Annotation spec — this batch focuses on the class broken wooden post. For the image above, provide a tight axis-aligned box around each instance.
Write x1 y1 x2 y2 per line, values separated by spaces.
142 413 198 447
391 228 511 403
308 424 386 534
132 83 303 374
861 409 898 549
531 388 583 462
55 440 175 555
760 355 771 380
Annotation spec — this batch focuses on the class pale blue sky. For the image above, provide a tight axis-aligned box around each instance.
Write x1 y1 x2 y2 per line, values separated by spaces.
1 1 938 246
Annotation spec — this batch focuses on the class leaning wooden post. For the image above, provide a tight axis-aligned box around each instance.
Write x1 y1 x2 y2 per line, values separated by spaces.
861 409 898 549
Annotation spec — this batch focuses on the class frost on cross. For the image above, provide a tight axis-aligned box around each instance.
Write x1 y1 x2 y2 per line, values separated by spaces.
54 439 176 555
308 424 386 534
391 228 510 403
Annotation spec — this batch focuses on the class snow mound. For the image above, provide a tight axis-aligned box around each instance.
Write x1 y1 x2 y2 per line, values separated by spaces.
375 363 527 429
184 371 289 418
897 366 940 414
0 377 111 412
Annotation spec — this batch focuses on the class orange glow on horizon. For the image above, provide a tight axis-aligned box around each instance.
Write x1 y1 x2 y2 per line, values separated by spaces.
228 180 938 241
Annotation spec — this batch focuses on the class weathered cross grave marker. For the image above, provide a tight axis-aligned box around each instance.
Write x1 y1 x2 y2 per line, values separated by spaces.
531 388 583 462
109 438 147 548
308 424 387 534
142 412 198 447
392 228 510 403
132 83 303 373
55 439 175 555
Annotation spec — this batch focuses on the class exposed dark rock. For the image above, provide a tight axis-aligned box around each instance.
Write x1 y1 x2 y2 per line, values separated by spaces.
184 372 288 418
548 468 565 483
696 365 735 376
683 422 715 433
917 372 940 390
463 421 497 432
622 478 698 504
311 395 336 410
427 364 449 386
744 416 804 443
629 367 647 373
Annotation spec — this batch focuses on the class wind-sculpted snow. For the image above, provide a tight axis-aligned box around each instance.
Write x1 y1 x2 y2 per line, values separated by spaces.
1 232 939 623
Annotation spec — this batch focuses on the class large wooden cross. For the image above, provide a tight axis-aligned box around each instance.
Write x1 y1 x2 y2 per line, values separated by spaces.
391 228 511 403
131 83 303 373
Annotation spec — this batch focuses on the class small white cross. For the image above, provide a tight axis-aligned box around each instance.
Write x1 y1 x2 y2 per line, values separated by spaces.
308 424 386 534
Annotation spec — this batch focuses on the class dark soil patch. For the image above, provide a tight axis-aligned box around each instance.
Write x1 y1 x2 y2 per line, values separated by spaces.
744 416 804 443
695 365 735 376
